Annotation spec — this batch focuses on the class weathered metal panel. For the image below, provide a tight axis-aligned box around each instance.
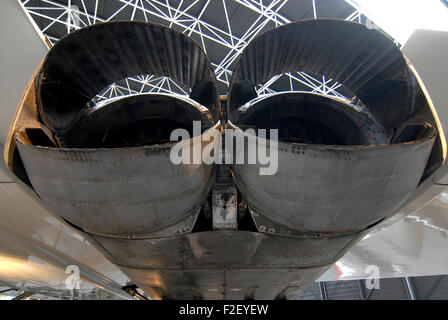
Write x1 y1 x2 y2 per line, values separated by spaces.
16 139 216 237
227 19 445 178
319 185 448 281
120 265 329 300
5 19 446 300
0 1 48 147
230 124 436 233
402 29 448 183
89 230 361 269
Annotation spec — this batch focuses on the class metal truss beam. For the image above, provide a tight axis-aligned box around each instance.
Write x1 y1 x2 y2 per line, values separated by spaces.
21 0 370 103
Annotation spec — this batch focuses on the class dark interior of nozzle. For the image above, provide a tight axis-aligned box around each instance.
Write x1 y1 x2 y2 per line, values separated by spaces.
63 94 211 148
36 21 219 135
256 116 349 145
102 118 189 148
237 93 390 145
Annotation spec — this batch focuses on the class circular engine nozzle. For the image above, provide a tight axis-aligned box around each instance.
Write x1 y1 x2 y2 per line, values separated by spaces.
36 21 220 138
227 19 440 234
13 21 221 237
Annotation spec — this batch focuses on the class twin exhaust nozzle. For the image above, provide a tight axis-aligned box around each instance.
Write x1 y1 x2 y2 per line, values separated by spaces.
3 18 443 248
4 18 446 299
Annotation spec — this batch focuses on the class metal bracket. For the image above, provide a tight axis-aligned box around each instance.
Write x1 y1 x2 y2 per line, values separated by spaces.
212 185 238 230
249 207 325 239
212 165 238 230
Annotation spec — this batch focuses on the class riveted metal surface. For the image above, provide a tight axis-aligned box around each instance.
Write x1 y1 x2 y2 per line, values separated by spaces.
88 230 362 269
15 122 219 236
229 122 436 233
5 18 446 300
226 19 445 179
120 264 330 300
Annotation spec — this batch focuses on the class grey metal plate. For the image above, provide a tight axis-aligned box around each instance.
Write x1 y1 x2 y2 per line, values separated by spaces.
120 265 329 300
16 140 215 236
319 186 448 281
232 128 435 233
90 230 360 269
0 1 48 146
402 29 448 184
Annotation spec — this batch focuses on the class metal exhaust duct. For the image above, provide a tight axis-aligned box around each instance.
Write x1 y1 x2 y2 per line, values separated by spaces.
3 19 446 299
5 22 220 298
224 19 443 297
